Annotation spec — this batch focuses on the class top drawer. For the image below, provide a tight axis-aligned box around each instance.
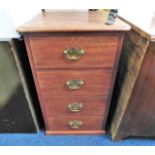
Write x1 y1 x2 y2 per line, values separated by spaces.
29 35 120 69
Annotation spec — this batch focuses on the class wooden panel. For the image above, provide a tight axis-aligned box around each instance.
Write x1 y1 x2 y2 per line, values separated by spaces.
111 30 150 140
29 35 119 69
16 11 131 33
37 69 112 97
124 42 155 137
112 42 155 140
46 130 105 135
43 96 107 116
47 116 104 132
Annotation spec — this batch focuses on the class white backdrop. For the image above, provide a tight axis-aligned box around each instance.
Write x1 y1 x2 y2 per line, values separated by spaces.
0 9 40 40
0 9 154 40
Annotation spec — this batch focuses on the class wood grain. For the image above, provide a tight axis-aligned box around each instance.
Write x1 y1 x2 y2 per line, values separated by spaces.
43 96 107 116
24 32 124 134
29 34 120 69
124 42 155 137
111 30 150 140
16 11 130 33
46 130 105 135
24 36 50 129
47 116 104 131
21 11 128 134
37 69 112 97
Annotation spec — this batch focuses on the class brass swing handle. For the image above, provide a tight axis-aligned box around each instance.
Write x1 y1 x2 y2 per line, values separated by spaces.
66 80 84 90
64 48 84 61
68 120 83 129
68 102 83 112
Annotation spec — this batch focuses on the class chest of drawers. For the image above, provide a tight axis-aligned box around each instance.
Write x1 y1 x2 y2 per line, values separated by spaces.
17 11 130 134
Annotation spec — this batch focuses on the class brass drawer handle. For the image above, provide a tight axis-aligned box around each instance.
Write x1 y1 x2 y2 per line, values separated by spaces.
66 80 84 90
68 102 83 112
64 48 84 61
68 120 82 129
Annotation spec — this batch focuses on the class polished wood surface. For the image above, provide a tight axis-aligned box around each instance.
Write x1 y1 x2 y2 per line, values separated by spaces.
29 34 120 69
46 130 105 135
17 11 130 33
25 32 125 134
20 11 129 134
111 18 155 140
43 96 107 116
37 69 112 96
47 116 104 131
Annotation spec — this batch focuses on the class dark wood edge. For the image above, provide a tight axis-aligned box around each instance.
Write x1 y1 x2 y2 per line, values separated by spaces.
102 33 125 129
23 31 123 37
24 35 49 131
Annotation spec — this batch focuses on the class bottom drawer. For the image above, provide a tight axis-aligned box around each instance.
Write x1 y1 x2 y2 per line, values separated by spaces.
44 96 107 116
46 116 105 134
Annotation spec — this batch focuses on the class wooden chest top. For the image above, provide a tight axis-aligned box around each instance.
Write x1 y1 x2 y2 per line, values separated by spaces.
17 11 130 33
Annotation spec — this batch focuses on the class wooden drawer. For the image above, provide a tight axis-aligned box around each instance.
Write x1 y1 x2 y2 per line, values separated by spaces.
37 69 112 96
43 96 107 116
47 116 104 132
29 35 120 69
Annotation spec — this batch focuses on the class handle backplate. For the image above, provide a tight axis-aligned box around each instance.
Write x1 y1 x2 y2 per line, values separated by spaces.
64 48 84 61
68 102 83 112
68 120 82 129
66 80 84 90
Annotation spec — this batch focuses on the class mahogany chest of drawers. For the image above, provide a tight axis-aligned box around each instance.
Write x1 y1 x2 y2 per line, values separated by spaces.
17 11 130 134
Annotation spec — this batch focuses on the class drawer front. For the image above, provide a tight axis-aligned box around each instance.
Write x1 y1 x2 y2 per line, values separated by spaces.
29 35 120 69
47 116 104 131
43 96 107 116
37 69 112 96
